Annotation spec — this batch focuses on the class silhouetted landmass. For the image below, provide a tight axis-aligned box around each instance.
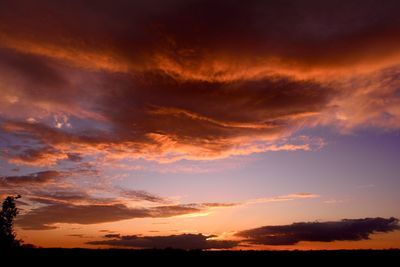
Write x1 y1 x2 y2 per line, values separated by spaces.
6 248 400 264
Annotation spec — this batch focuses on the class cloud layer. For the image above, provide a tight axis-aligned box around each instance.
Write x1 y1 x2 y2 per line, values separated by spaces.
0 0 400 166
13 185 316 230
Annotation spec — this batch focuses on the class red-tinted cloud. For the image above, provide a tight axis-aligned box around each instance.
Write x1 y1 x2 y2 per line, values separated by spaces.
0 2 399 249
0 0 399 163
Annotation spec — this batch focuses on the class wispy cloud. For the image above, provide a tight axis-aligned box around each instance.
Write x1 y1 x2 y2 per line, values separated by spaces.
245 193 320 205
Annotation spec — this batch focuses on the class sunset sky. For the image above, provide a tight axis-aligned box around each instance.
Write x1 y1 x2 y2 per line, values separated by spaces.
1 0 400 250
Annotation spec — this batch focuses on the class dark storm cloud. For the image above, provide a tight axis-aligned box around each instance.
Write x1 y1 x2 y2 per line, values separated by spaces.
87 233 239 250
236 217 400 245
16 203 203 230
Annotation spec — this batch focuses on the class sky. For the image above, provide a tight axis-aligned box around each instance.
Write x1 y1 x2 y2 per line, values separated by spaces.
0 0 400 249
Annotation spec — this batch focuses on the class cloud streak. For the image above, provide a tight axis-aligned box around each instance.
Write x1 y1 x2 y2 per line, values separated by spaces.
236 217 400 245
245 193 320 205
87 233 239 250
0 170 63 186
17 203 203 230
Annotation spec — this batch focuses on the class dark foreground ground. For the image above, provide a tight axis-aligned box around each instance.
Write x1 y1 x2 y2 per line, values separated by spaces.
4 249 400 264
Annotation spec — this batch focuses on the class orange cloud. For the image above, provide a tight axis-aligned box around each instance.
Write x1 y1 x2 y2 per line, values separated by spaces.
0 33 129 73
0 0 400 168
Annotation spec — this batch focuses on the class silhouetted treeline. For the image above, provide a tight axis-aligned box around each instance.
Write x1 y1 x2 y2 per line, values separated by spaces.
0 195 21 249
5 248 400 264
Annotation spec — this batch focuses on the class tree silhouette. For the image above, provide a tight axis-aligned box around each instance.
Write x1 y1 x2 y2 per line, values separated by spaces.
0 195 21 249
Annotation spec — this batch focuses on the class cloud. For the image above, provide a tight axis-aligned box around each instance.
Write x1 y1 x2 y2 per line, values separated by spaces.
0 166 102 203
0 74 330 165
0 0 399 167
120 189 168 204
67 234 92 239
104 234 121 239
1 1 400 79
3 172 199 211
26 190 97 205
0 170 63 186
236 217 400 245
87 233 238 250
89 219 400 249
200 202 238 208
15 191 319 230
17 203 203 230
197 193 319 208
327 67 400 131
245 193 320 205
7 147 71 166
0 165 182 222
27 187 173 206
